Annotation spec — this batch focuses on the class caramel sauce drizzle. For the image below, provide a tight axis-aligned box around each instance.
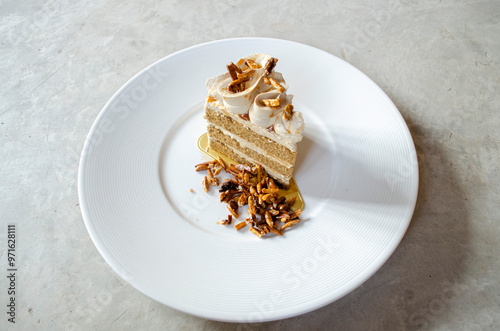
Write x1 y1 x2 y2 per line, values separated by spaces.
239 112 250 121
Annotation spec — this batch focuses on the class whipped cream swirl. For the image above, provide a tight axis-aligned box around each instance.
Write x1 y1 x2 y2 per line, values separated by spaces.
206 53 304 144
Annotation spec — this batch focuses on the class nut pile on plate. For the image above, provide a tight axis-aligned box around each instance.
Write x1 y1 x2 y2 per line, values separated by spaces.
195 157 302 238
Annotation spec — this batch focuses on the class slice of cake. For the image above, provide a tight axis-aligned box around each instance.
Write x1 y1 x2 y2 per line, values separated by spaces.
204 53 304 186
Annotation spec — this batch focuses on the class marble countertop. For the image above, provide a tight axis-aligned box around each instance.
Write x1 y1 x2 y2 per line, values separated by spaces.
1 0 499 330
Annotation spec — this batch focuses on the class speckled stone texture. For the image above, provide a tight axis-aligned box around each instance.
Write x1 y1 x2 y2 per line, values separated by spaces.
1 0 499 330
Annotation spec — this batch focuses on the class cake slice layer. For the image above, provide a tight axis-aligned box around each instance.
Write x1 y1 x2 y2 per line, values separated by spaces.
204 106 297 165
207 125 294 178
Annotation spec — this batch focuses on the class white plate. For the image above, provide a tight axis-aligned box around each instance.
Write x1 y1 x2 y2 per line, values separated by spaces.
78 38 418 323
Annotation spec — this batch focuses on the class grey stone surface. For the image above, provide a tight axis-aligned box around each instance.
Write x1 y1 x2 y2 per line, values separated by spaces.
1 0 499 330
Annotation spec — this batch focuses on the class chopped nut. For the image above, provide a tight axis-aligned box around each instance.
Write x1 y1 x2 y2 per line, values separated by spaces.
196 157 303 238
195 161 213 171
203 176 209 193
258 224 270 235
269 209 279 216
250 227 263 238
245 59 261 69
219 180 238 192
213 165 222 176
228 164 240 176
256 182 263 194
263 98 281 108
280 219 300 231
269 226 283 236
265 211 274 228
262 188 279 194
228 75 251 93
286 196 297 207
237 68 254 79
290 209 302 219
264 77 285 92
235 164 252 172
234 221 247 231
248 195 256 215
207 168 215 183
264 57 278 75
216 156 227 171
268 178 277 190
276 213 291 221
283 104 294 121
219 214 232 225
228 201 239 219
238 192 247 207
227 62 242 80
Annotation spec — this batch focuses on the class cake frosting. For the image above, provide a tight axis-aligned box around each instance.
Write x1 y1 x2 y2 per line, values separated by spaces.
205 53 304 151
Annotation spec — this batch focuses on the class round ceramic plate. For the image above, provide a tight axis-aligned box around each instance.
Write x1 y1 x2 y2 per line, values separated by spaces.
78 38 418 323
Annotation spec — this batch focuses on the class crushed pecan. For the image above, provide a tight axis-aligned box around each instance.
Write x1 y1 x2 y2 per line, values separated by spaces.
227 62 242 80
196 158 303 238
228 76 251 93
264 57 278 75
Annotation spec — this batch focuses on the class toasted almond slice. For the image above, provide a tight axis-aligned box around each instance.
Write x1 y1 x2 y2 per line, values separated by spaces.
280 219 300 231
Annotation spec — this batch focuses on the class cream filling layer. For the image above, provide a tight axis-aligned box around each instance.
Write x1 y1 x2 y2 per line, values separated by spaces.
208 123 293 168
206 101 298 152
209 137 291 185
